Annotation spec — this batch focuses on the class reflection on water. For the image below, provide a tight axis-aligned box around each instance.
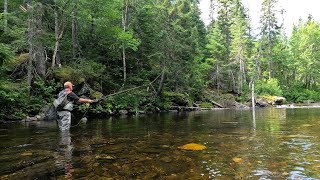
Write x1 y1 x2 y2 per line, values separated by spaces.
1 108 320 179
55 130 74 178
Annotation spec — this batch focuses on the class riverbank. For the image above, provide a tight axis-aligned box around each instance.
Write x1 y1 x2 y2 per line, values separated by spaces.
0 75 316 123
19 93 288 122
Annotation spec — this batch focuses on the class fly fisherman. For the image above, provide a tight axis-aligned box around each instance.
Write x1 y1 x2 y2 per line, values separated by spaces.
55 81 93 131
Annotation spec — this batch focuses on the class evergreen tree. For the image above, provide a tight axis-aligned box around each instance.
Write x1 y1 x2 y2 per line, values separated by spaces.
258 0 280 79
229 0 251 94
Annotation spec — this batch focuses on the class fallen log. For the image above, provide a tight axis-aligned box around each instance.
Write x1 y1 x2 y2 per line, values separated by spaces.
210 100 224 108
170 106 201 111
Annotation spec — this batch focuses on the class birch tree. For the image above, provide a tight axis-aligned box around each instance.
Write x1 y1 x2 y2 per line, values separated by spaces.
122 0 128 85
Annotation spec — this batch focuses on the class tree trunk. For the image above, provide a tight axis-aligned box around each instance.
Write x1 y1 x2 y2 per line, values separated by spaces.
52 0 63 68
4 0 8 31
52 40 60 68
27 0 34 94
209 0 215 22
267 4 273 80
122 46 126 85
251 79 255 108
34 2 46 78
239 46 246 95
52 0 58 68
230 70 236 93
268 38 273 79
122 0 128 85
72 0 79 59
156 65 166 97
216 64 220 94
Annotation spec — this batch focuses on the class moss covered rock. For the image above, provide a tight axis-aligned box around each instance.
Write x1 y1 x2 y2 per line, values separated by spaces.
257 96 286 106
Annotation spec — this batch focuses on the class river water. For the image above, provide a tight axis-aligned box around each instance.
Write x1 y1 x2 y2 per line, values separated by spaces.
1 108 320 179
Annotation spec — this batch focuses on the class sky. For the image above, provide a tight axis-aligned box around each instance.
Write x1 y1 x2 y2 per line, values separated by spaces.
199 0 320 36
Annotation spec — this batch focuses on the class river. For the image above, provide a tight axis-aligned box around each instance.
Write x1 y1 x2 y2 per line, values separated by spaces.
1 107 320 179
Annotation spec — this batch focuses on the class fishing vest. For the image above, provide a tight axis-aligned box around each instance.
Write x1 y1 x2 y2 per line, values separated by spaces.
54 89 73 111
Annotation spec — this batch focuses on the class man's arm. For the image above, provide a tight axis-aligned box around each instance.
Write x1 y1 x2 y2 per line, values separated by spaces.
69 92 93 103
79 98 93 103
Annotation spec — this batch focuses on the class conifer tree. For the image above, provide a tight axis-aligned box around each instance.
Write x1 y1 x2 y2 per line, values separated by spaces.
259 0 280 79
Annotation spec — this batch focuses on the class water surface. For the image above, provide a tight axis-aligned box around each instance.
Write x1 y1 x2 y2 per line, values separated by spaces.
1 108 320 179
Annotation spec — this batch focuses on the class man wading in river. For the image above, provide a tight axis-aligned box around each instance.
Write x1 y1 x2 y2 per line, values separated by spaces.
55 81 93 131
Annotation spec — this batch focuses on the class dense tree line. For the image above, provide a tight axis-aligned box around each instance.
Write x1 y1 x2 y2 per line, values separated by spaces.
1 0 320 119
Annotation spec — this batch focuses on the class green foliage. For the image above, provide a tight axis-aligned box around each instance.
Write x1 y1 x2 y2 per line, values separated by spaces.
0 89 27 119
82 86 158 115
162 91 191 106
289 20 320 88
199 102 213 108
255 78 283 96
117 30 141 51
114 91 147 111
283 85 320 102
0 43 14 67
154 97 171 110
54 61 106 84
0 81 42 119
32 80 60 102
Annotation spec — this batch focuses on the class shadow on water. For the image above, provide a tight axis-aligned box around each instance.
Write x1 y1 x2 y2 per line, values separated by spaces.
1 108 320 179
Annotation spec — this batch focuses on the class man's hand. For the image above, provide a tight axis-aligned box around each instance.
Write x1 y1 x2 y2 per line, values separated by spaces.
92 99 100 103
79 98 94 104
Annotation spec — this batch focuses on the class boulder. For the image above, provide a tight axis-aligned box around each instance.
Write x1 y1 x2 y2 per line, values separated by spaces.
256 98 271 107
256 96 286 106
303 100 315 104
274 96 286 105
35 115 42 120
233 102 250 109
29 116 38 121
119 110 128 115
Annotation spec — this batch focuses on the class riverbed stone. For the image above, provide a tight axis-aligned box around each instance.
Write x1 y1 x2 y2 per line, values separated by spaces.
160 156 172 163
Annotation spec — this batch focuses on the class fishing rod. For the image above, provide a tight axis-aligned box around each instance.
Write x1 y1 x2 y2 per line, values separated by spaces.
97 73 162 100
71 73 162 127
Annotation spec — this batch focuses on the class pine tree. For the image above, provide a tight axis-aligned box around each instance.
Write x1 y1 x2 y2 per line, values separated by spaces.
259 0 280 79
229 0 251 94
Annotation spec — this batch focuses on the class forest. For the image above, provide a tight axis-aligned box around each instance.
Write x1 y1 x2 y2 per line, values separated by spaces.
1 0 320 120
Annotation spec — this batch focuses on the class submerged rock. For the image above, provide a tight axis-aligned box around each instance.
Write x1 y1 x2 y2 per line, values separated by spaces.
178 143 207 151
95 155 116 160
160 157 172 163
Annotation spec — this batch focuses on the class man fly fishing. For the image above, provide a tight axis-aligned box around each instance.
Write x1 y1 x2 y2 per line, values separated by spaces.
54 81 94 131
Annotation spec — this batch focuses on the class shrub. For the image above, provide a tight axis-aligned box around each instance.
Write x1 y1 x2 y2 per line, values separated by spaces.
162 91 190 106
255 78 283 96
283 87 320 102
54 61 106 84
